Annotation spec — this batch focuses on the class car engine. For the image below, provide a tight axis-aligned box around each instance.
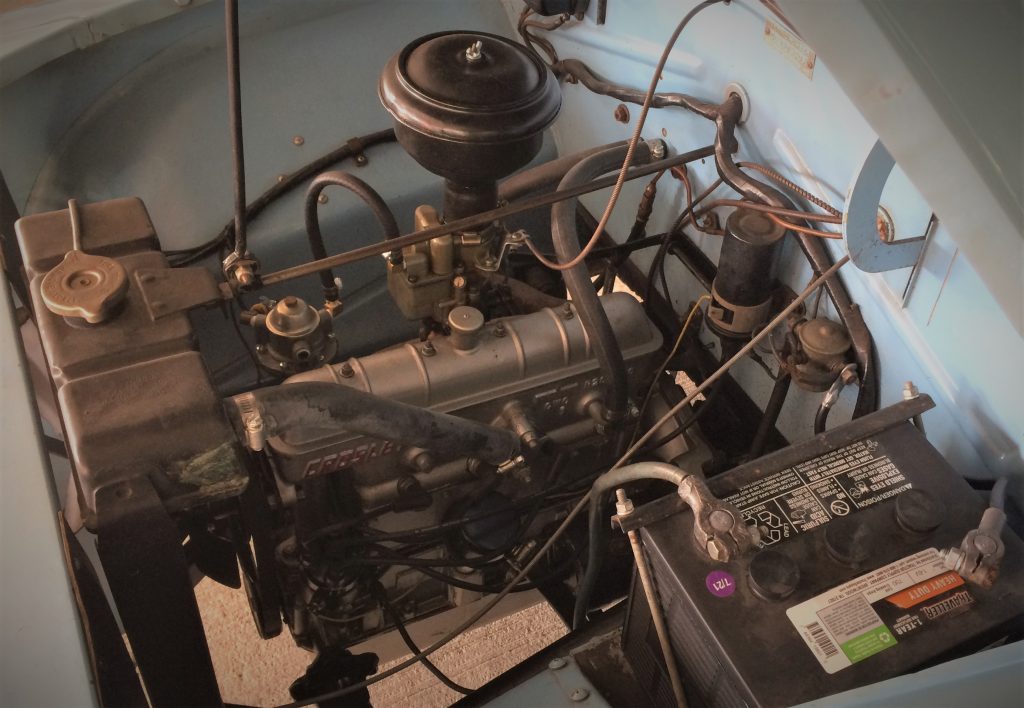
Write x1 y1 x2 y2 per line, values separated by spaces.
3 1 1021 707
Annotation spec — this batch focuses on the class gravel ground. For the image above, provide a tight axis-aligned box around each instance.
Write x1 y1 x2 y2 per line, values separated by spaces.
195 578 568 707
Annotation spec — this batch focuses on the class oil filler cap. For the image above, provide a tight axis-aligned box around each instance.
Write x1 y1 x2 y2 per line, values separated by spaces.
40 249 128 324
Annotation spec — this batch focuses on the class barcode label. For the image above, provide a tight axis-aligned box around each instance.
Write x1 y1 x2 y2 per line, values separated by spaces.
807 622 838 657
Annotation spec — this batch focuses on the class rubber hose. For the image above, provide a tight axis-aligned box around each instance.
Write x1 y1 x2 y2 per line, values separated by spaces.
498 141 627 203
305 171 400 301
551 142 656 422
573 461 690 629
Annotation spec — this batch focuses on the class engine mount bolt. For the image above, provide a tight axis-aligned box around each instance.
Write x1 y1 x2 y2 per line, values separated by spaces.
570 688 590 702
292 135 305 146
548 657 567 670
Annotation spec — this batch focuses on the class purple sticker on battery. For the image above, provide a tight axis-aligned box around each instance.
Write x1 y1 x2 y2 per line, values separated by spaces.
706 570 736 597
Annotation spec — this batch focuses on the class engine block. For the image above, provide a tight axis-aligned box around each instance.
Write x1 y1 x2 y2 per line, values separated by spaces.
262 293 662 503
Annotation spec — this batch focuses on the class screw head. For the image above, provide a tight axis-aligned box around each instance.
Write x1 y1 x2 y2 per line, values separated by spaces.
318 193 329 204
548 657 567 670
570 688 589 702
613 103 630 123
292 135 305 146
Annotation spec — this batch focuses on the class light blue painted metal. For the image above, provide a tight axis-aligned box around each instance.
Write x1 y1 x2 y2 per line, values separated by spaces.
0 280 97 705
794 641 1024 708
484 654 613 708
844 140 926 272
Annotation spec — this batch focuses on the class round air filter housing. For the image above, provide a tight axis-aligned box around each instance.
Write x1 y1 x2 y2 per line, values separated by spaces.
379 30 561 187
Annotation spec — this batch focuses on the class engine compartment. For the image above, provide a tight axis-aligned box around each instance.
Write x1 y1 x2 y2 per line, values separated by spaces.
1 1 1021 707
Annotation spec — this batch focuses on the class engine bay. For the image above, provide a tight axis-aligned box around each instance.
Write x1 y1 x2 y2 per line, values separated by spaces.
1 1 1021 707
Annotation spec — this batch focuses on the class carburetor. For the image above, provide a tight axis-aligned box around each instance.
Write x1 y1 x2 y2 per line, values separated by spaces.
379 30 560 322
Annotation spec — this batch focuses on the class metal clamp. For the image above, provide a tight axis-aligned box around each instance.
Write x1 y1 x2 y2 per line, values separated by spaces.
678 475 760 561
943 506 1006 588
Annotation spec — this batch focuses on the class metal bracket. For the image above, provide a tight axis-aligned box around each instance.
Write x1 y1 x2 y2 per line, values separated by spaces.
135 266 224 321
478 229 527 272
845 140 926 272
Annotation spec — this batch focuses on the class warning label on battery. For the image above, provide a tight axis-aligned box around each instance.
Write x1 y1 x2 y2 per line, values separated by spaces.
787 549 971 673
725 439 911 546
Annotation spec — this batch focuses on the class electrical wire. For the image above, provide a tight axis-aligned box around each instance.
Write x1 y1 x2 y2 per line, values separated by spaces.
695 198 843 224
167 129 396 266
276 254 851 708
373 585 472 695
631 295 711 447
767 212 842 239
737 161 841 216
517 8 571 66
522 0 725 272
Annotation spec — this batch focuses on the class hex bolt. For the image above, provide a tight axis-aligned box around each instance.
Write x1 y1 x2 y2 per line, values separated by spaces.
710 509 735 532
420 341 436 357
494 322 507 338
570 688 590 702
339 362 355 378
903 380 919 400
561 302 574 319
548 657 567 670
615 488 634 517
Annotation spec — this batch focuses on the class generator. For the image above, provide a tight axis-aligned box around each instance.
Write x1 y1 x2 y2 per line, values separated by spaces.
622 396 1024 707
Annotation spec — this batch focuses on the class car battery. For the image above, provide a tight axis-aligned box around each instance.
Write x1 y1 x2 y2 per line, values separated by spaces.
621 395 1024 707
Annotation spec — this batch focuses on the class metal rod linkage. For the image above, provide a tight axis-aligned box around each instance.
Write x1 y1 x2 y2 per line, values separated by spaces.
258 145 716 289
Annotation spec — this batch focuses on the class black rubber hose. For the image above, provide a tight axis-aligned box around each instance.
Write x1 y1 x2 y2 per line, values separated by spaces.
229 382 518 466
550 141 656 423
573 462 690 629
749 373 791 458
305 171 400 302
169 131 397 266
498 141 627 203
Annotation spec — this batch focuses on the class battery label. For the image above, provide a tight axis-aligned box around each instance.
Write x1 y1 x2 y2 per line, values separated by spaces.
725 439 911 546
787 549 972 673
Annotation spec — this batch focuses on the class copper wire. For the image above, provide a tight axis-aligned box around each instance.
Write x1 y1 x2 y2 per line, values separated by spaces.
767 212 842 239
